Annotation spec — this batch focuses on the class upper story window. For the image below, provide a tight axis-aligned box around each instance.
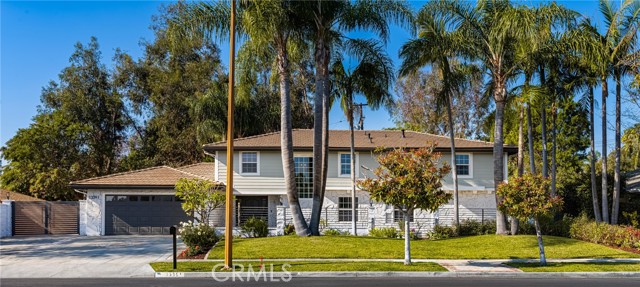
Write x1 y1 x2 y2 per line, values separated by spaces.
339 153 351 177
455 154 472 177
240 151 259 175
294 156 313 198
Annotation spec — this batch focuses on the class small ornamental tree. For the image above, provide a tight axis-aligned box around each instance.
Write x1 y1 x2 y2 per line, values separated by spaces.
358 146 452 265
175 178 225 224
497 174 563 266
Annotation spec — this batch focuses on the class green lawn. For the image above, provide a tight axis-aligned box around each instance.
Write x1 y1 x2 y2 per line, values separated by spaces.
507 262 640 272
151 261 447 272
207 235 639 260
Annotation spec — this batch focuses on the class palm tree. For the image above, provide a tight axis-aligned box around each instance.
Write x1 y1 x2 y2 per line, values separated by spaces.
431 0 537 234
398 4 468 229
570 0 640 223
600 0 640 224
293 0 412 235
331 39 394 235
169 0 312 234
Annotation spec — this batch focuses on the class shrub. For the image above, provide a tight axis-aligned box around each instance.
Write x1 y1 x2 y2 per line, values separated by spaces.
241 217 269 238
283 224 296 236
518 215 574 237
458 219 496 236
369 227 400 238
428 224 456 240
569 215 640 250
179 221 220 256
323 229 349 236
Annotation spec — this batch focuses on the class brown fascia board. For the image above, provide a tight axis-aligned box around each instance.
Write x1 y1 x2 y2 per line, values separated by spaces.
204 146 518 155
68 184 178 190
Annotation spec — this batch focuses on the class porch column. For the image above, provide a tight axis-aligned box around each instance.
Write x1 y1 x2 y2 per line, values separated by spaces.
276 205 287 235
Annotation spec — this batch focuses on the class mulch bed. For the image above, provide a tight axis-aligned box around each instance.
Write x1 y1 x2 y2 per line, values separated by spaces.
177 249 210 260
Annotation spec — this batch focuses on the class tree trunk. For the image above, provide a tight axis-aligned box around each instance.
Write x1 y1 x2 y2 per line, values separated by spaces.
534 217 547 266
512 103 524 235
551 102 557 197
493 84 509 235
310 39 327 235
277 41 309 236
446 92 460 230
404 210 411 265
527 102 536 174
589 86 602 222
612 73 621 224
601 77 609 224
540 68 548 178
349 95 357 236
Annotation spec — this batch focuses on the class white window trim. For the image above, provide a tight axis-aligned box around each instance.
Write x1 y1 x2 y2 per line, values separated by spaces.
338 152 359 178
455 153 473 179
239 151 260 175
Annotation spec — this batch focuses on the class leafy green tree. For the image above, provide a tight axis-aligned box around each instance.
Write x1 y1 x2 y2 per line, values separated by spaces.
331 39 394 235
359 146 452 265
497 174 563 266
2 37 127 200
175 178 225 224
1 113 89 200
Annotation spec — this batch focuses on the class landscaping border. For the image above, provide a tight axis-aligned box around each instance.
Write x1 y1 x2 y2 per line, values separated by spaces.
154 271 640 278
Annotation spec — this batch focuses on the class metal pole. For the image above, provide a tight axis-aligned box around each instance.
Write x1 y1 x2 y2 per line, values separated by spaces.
224 0 236 270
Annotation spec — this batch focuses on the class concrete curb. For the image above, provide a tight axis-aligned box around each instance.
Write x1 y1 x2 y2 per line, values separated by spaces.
154 271 640 279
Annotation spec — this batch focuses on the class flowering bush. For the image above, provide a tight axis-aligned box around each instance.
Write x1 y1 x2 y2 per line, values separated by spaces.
569 216 640 250
179 221 220 256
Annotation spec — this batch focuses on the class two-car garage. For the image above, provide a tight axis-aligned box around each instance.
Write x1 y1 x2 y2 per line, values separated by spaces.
104 195 189 235
69 163 217 236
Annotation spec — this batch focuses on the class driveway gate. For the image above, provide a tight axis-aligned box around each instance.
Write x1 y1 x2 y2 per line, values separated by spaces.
12 201 79 235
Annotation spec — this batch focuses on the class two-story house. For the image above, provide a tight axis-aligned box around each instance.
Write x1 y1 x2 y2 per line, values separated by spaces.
71 129 516 236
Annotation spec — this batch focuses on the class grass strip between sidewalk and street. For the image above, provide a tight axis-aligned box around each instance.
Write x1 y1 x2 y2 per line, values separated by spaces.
150 261 447 272
206 235 639 260
506 262 640 272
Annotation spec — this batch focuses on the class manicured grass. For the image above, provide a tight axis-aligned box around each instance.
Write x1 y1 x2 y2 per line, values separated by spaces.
506 262 640 272
207 235 640 260
150 261 447 272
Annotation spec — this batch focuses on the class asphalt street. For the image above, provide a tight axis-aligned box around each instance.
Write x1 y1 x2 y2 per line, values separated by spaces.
2 277 640 287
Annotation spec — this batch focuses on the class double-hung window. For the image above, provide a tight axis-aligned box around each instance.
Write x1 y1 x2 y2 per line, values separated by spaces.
339 153 357 177
393 209 414 222
455 154 472 177
338 197 358 222
240 152 259 175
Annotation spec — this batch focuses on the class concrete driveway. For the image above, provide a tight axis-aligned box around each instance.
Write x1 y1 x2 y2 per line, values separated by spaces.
0 235 181 278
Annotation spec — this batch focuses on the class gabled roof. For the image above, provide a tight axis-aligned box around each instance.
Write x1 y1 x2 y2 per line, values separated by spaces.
1 189 44 202
69 164 217 189
203 129 517 154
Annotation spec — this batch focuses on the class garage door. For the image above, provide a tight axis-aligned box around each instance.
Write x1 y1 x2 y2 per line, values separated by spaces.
104 195 190 235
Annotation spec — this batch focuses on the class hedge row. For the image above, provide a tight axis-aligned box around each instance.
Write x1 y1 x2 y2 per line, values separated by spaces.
569 216 640 251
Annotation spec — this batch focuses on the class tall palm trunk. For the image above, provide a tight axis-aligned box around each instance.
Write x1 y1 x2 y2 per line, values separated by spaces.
540 69 548 178
551 101 557 197
589 86 602 222
446 92 460 230
310 39 329 236
525 77 536 175
527 102 536 174
612 72 621 224
277 42 310 236
493 83 509 235
512 103 524 235
601 77 609 224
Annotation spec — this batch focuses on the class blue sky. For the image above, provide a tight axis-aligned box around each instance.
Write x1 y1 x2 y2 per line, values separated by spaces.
1 0 636 155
